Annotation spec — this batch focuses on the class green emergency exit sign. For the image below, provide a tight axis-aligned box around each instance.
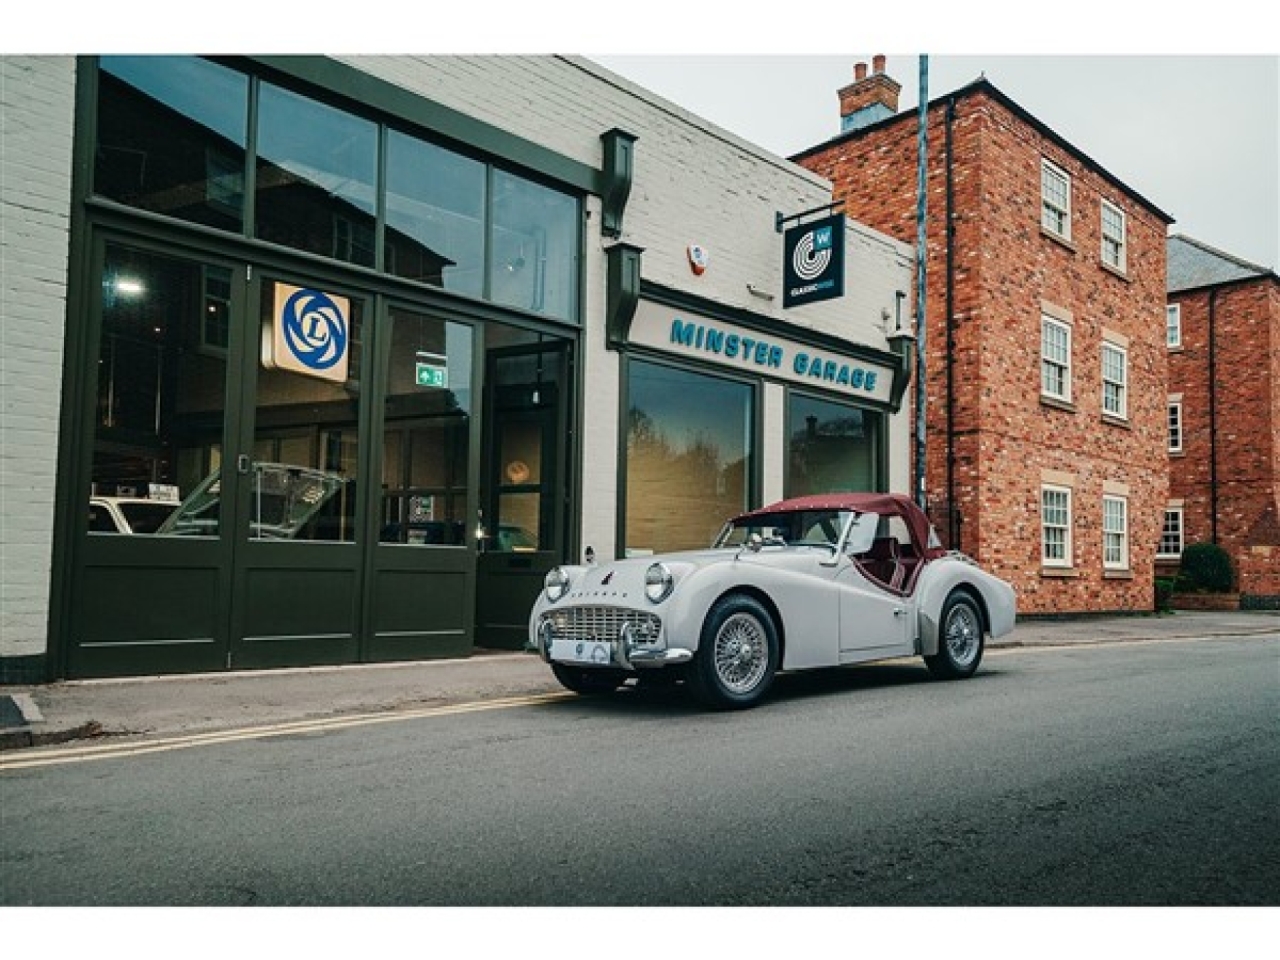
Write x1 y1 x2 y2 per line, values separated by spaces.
416 363 448 389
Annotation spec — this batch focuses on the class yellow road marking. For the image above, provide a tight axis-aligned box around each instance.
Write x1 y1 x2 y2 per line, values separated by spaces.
0 692 573 772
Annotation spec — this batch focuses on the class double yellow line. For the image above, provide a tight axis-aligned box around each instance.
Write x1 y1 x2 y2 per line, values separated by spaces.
0 692 573 772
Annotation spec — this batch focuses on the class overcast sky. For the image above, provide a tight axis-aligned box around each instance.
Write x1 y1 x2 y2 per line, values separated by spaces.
13 4 1277 270
592 54 1278 271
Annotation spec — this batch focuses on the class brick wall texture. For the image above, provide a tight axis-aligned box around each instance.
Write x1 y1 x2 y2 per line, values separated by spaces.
1166 278 1280 598
1 56 77 658
797 85 1172 614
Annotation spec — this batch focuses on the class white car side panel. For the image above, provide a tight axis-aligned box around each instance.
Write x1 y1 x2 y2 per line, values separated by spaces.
914 557 1017 656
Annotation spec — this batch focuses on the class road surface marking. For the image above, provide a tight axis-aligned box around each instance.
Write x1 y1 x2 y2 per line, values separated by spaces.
0 692 574 772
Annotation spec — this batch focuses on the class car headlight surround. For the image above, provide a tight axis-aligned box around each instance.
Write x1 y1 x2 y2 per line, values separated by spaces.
544 566 571 603
644 562 675 603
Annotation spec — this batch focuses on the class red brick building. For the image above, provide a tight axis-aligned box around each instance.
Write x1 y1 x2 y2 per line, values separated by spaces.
1161 235 1280 606
793 60 1174 615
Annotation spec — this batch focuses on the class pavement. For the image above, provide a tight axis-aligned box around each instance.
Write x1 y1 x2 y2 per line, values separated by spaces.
1 610 1277 753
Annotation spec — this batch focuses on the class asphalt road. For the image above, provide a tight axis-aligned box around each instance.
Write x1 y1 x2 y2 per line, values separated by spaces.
2 636 1276 906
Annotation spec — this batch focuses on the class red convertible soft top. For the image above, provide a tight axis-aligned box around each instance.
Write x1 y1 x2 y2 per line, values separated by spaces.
732 493 946 560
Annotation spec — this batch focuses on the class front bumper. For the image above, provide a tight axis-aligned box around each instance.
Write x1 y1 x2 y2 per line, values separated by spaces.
533 607 693 670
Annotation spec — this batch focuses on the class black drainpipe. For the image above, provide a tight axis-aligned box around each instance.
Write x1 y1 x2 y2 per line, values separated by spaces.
945 96 958 550
1209 289 1219 543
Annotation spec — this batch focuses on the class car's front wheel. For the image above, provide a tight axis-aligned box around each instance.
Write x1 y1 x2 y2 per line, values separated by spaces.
551 664 627 696
687 594 779 709
924 590 985 679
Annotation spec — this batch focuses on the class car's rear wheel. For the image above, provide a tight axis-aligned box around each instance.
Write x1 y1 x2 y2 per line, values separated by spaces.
924 591 984 679
551 664 627 695
687 594 779 709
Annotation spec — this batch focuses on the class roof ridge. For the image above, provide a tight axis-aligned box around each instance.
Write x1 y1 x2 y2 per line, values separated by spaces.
1169 233 1270 277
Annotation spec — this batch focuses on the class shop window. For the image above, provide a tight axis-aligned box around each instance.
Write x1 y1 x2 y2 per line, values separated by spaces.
490 170 580 323
90 245 231 535
386 130 486 296
381 311 473 546
255 81 377 268
246 281 365 541
96 56 248 232
625 360 754 555
787 393 882 496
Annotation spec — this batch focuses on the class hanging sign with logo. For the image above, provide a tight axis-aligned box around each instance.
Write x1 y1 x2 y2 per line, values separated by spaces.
783 213 845 309
263 282 351 383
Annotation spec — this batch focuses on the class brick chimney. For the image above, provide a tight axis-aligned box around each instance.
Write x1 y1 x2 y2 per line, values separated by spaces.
838 56 901 133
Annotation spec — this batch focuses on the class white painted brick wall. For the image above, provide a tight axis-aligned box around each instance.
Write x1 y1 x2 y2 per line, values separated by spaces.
1 56 76 660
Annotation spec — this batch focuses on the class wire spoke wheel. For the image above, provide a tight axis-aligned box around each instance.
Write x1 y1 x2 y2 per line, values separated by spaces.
925 591 984 680
713 612 769 694
944 602 981 670
691 594 779 709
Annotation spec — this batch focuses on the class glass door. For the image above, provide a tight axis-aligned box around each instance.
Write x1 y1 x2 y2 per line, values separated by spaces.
365 306 477 661
475 337 573 648
221 274 370 668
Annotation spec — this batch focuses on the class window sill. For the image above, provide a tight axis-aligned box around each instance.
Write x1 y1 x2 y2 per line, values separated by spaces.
1041 226 1076 252
1101 261 1130 282
1040 395 1076 413
1169 450 1185 458
1168 345 1184 353
1103 569 1134 580
1041 566 1079 578
1101 412 1130 429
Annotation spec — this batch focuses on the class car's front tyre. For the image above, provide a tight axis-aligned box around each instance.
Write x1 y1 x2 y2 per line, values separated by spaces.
551 664 627 696
924 590 985 679
687 593 779 710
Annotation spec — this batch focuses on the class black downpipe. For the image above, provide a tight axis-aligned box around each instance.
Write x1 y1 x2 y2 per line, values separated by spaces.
1209 290 1219 543
945 97 958 550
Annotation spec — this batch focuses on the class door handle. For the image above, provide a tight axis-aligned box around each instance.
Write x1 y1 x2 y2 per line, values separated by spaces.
893 608 907 618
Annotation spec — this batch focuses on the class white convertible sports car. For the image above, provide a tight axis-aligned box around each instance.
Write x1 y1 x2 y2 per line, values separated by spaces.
529 492 1016 709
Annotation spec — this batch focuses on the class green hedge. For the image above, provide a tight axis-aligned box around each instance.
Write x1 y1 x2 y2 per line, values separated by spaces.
1154 578 1175 612
1178 542 1235 593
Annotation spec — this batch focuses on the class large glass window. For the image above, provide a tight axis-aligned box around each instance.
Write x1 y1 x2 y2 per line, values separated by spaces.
255 82 378 268
1101 200 1127 272
490 171 579 323
787 393 882 496
381 311 473 546
1159 507 1184 559
625 360 754 555
96 56 248 232
91 245 231 535
386 131 486 295
247 281 365 541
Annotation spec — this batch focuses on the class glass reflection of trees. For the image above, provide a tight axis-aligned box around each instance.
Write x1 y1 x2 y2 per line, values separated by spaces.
625 362 752 555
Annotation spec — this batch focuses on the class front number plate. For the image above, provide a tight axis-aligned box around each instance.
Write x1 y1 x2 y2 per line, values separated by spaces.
550 638 615 666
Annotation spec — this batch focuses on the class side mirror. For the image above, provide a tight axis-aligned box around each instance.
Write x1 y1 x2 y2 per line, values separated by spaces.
746 532 764 553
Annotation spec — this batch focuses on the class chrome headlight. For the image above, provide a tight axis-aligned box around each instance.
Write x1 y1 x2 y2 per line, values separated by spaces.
544 566 571 603
644 562 674 603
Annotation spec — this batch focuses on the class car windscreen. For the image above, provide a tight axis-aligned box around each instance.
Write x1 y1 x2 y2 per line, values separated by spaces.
119 501 179 533
715 510 853 548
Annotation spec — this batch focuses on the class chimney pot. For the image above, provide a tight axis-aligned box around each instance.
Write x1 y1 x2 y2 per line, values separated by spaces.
855 62 868 81
873 54 886 74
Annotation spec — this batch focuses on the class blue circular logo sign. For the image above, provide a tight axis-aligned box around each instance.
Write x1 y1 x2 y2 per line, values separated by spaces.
281 288 348 371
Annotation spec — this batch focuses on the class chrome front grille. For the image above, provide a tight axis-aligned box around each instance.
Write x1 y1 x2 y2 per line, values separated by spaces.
540 606 662 644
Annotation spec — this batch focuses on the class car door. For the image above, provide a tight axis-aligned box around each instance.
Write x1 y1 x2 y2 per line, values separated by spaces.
833 512 913 658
